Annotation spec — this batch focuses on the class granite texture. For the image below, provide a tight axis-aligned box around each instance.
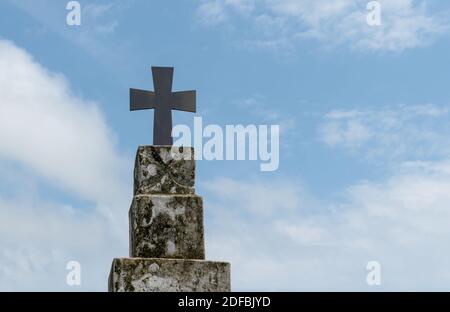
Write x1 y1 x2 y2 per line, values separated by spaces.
134 146 195 196
129 194 205 259
108 146 231 292
109 258 231 292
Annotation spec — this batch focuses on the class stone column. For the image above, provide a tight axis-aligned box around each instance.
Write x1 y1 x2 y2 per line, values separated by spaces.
109 146 231 292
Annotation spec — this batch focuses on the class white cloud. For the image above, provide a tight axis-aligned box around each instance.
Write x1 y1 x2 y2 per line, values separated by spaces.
0 39 130 290
196 0 255 25
0 193 122 291
82 2 124 35
204 102 450 291
196 1 228 26
204 162 450 290
226 0 255 14
0 39 130 217
319 104 450 160
196 0 449 52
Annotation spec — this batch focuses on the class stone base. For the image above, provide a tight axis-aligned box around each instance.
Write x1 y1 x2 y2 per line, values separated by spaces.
109 258 231 292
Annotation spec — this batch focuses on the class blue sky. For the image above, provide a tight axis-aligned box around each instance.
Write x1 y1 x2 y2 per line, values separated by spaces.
1 0 450 291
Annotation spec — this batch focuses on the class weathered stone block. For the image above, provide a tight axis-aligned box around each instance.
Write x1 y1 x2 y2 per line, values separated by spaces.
129 194 205 259
134 146 195 195
109 258 231 292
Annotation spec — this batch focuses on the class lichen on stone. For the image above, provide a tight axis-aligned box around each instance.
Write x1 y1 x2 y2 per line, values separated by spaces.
134 146 195 196
109 258 231 292
129 194 205 260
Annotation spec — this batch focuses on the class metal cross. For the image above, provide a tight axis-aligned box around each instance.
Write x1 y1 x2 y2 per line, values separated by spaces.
130 67 196 145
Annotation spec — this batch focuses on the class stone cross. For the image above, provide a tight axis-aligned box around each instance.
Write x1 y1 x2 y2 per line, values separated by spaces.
130 67 196 145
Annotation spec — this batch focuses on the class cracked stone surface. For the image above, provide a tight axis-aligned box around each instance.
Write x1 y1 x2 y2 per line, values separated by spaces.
134 146 195 195
129 194 205 259
109 258 231 292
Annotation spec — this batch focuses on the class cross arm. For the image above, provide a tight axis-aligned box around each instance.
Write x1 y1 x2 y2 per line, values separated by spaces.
171 90 196 113
130 88 156 111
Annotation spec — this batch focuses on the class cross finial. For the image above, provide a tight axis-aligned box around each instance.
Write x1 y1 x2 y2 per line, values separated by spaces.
130 67 196 145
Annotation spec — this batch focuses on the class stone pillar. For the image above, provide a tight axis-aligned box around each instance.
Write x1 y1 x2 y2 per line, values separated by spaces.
109 146 231 292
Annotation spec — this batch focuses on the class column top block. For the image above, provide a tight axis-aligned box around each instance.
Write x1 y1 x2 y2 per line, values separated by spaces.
134 146 195 196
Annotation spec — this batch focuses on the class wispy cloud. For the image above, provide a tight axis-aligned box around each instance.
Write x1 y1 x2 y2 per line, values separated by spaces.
196 0 228 26
6 0 132 64
319 104 450 160
195 0 449 52
204 100 450 290
82 2 124 35
196 0 255 25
